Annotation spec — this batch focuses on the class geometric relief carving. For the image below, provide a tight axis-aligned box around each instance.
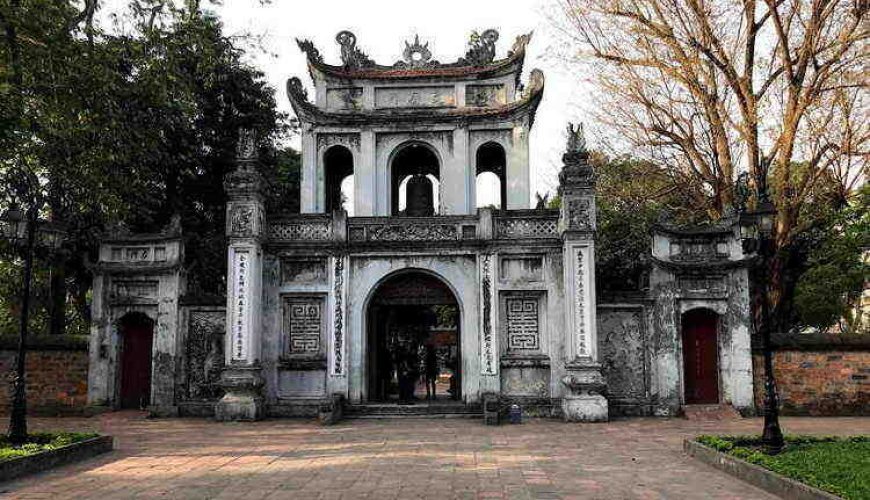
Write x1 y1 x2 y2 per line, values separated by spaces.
506 297 540 350
598 309 646 399
184 310 225 401
269 219 332 241
494 218 558 239
283 297 324 356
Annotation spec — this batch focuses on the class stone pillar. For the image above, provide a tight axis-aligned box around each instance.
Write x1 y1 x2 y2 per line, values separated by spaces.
443 126 471 214
216 129 267 421
301 127 317 214
507 124 530 210
557 124 608 422
356 130 376 216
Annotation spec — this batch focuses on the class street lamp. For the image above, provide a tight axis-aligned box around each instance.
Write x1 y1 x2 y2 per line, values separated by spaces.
0 205 66 445
738 193 784 455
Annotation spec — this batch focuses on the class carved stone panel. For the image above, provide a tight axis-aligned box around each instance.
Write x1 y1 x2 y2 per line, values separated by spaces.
316 132 360 152
505 297 540 350
375 86 455 108
567 198 594 231
495 218 558 239
499 256 543 282
110 280 158 301
282 297 325 356
466 84 506 107
326 88 364 111
281 258 328 284
598 308 647 399
184 310 225 401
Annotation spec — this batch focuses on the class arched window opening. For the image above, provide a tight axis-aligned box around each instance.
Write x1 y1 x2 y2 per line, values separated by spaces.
475 171 502 209
391 143 440 216
323 145 354 213
475 142 507 210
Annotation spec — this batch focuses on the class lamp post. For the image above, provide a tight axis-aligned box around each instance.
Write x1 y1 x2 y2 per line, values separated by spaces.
738 185 784 455
1 205 66 445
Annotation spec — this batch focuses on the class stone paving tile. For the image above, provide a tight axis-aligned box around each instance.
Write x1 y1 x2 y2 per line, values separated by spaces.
0 412 868 499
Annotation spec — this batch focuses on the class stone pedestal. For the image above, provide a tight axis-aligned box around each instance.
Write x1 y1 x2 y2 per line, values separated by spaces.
561 363 608 422
214 365 264 421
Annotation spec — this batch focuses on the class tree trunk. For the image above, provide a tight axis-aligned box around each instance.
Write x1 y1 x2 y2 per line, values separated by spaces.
48 264 66 336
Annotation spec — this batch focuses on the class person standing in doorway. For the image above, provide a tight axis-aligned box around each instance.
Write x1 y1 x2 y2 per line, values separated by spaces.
424 343 438 400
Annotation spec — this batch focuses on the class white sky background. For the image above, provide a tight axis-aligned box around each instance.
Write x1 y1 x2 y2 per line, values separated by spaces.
102 0 592 202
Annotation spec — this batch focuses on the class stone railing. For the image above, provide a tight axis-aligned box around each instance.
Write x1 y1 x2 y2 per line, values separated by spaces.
268 215 333 242
493 210 560 239
347 216 478 242
266 210 562 244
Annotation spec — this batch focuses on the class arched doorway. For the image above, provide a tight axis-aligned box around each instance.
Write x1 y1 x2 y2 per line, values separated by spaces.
391 143 440 216
367 271 460 402
681 308 720 404
118 312 154 409
324 145 354 214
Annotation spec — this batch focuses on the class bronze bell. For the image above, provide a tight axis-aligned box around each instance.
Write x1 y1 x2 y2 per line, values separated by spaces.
405 174 434 216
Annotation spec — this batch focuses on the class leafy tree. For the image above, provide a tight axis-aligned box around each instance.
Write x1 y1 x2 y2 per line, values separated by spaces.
794 186 869 333
0 0 294 336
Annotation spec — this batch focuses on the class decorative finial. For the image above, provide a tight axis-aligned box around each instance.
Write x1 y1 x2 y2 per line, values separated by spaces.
335 30 375 69
236 128 257 160
566 122 587 156
396 34 438 68
459 29 499 66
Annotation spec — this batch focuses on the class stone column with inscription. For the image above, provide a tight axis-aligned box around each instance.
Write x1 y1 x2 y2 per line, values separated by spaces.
215 129 267 421
557 124 608 422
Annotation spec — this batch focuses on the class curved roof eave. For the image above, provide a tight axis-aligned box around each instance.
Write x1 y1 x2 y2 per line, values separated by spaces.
286 69 544 128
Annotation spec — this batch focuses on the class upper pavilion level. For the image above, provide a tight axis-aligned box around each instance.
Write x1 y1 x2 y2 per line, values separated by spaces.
287 30 544 217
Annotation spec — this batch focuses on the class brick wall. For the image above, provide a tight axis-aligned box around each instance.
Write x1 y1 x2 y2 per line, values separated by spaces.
0 336 89 415
753 350 869 416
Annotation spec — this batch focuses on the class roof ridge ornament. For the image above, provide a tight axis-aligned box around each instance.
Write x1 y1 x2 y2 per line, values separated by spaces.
395 34 438 69
508 32 533 57
458 29 499 66
336 30 375 69
295 38 323 64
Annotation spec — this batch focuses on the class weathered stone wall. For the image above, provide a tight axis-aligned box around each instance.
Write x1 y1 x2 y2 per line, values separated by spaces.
0 336 89 414
753 349 869 415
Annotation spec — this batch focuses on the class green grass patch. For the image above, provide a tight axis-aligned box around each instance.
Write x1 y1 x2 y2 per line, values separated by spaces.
0 432 99 462
696 435 870 499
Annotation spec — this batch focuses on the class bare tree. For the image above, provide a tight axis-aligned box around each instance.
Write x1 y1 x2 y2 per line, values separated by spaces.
557 0 867 325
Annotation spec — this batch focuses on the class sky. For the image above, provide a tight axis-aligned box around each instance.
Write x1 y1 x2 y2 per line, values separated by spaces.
103 0 592 200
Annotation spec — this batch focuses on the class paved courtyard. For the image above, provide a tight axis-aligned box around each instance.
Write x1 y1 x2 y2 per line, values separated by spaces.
1 413 868 499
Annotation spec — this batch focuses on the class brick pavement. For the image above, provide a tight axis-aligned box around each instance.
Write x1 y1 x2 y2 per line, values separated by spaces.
1 412 868 499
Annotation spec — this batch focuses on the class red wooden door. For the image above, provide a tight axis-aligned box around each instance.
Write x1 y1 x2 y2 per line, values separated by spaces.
682 310 719 404
120 322 153 409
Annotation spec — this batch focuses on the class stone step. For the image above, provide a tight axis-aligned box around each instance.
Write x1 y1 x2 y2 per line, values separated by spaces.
345 403 482 419
682 404 742 421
